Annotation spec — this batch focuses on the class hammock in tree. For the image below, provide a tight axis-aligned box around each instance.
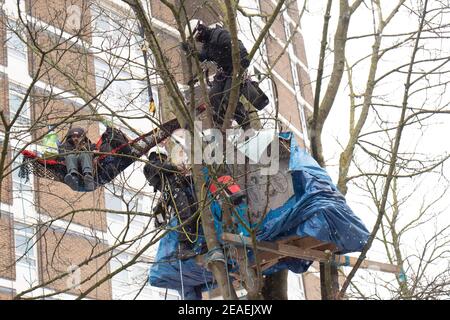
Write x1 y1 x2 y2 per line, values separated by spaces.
18 118 182 192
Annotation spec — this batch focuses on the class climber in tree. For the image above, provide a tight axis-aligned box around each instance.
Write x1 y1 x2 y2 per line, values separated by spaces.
59 127 96 192
181 19 251 129
144 145 200 260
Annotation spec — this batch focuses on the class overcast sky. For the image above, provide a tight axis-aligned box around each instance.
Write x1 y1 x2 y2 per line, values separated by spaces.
300 0 450 298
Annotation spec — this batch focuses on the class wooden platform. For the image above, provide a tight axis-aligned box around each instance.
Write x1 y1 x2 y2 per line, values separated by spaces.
222 233 400 274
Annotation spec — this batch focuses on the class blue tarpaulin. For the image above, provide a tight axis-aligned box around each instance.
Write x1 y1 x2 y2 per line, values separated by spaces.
148 132 369 298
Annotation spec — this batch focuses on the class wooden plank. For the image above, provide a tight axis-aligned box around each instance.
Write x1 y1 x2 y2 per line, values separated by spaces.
287 237 339 252
314 243 339 252
250 251 283 270
260 259 281 272
223 232 328 262
289 236 324 248
277 235 303 244
257 251 283 264
222 233 400 274
334 255 400 273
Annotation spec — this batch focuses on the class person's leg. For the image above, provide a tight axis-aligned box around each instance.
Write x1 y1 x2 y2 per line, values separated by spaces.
79 152 95 191
65 154 79 175
79 152 93 175
234 101 251 129
221 75 250 129
209 74 227 126
64 154 80 190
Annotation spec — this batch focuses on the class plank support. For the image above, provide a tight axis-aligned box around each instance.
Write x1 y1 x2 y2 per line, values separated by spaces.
222 233 400 274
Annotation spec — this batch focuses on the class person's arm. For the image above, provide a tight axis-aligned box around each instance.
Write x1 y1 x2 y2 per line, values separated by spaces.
215 29 250 68
198 46 207 62
58 143 65 154
160 162 181 173
238 40 250 68
82 138 97 152
214 28 231 51
58 141 71 154
181 42 207 63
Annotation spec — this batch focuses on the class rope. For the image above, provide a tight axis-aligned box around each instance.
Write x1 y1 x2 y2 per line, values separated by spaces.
203 246 226 266
178 243 185 300
138 24 156 116
202 268 212 295
344 255 350 267
331 254 351 268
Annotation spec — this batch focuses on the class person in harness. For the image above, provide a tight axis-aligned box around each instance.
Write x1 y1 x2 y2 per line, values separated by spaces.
59 127 96 191
181 19 252 129
143 145 200 260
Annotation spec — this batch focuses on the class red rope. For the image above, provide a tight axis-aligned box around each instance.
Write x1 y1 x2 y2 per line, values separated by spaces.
21 150 65 165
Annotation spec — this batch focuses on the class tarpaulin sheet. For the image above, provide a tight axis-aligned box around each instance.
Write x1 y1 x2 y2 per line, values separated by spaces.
148 132 369 298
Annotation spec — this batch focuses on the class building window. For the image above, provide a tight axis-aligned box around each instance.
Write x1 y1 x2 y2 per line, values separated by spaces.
94 59 138 108
91 6 130 49
130 263 148 285
15 232 36 267
12 155 34 221
9 85 31 128
95 12 110 33
110 253 130 284
6 21 27 61
106 190 150 230
14 223 38 290
109 252 156 299
106 191 126 224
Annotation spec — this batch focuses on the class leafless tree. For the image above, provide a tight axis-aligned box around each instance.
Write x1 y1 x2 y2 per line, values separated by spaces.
305 0 450 299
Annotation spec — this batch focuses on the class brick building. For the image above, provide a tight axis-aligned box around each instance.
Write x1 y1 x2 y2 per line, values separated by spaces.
0 0 318 300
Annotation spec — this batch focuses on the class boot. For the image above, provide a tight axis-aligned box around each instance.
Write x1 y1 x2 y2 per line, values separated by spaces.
234 103 251 130
83 173 95 191
64 173 80 191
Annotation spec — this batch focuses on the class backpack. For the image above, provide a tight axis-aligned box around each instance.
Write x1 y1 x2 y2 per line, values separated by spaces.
98 127 132 155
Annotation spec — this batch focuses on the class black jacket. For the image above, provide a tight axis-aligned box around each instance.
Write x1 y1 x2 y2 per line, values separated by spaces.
145 157 198 235
59 127 96 154
143 156 181 193
198 26 250 73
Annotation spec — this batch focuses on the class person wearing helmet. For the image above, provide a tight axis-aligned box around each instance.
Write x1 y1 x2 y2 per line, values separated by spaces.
181 19 251 129
144 145 200 260
59 127 96 191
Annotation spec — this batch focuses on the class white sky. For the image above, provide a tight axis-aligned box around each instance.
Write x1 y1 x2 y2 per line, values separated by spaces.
301 0 450 298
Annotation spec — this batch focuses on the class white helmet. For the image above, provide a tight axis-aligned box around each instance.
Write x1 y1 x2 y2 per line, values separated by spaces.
184 19 203 39
149 145 168 157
